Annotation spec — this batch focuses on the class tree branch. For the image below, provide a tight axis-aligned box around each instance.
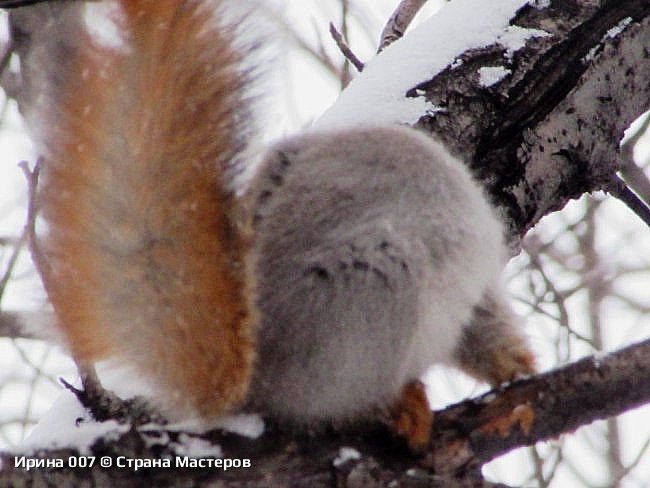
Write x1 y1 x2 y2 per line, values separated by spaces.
378 0 428 51
3 1 650 486
321 0 650 245
329 22 365 73
2 339 649 486
0 311 33 339
423 338 650 473
605 176 650 228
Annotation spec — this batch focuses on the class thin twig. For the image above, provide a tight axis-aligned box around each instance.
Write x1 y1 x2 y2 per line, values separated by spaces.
61 368 166 425
18 159 49 279
0 40 14 76
0 311 45 339
310 18 341 78
606 175 650 228
329 22 364 73
10 340 60 388
0 227 27 304
339 0 352 87
522 238 596 350
378 0 428 52
617 436 650 483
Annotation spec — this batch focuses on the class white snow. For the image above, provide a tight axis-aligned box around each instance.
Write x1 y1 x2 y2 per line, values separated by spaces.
606 17 633 39
584 17 633 62
497 25 550 59
316 0 538 130
18 391 129 454
163 413 265 440
478 66 512 87
20 361 265 452
333 446 361 466
212 413 265 439
172 434 223 458
528 0 551 10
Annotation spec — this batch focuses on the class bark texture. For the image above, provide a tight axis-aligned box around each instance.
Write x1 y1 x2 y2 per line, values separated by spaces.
2 0 650 486
414 0 650 244
2 339 650 487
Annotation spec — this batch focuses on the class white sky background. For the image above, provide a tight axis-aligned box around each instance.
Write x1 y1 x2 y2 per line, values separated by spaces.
0 1 649 486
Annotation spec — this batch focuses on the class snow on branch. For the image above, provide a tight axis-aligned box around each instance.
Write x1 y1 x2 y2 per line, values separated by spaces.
319 0 650 247
3 339 650 486
3 1 650 486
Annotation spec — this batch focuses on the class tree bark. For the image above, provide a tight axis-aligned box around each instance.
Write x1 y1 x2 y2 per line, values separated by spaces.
2 339 649 486
412 0 650 244
2 0 650 486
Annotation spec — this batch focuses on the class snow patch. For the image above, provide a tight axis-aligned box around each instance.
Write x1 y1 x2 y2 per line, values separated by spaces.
606 17 633 39
19 391 129 454
172 434 223 458
315 0 536 130
333 446 361 466
584 17 633 62
212 413 265 439
479 66 512 87
528 0 551 9
497 25 551 58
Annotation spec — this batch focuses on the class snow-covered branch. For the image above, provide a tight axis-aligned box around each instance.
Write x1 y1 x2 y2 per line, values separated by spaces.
2 1 650 486
319 0 650 245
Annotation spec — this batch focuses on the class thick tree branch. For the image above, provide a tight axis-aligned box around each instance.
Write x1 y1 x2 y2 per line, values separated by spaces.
2 339 649 486
2 1 650 486
423 338 650 473
405 0 650 243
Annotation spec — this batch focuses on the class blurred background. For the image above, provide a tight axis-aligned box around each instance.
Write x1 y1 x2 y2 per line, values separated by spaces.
0 1 649 486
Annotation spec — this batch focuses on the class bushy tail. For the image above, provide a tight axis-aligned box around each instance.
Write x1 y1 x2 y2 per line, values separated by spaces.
36 0 256 419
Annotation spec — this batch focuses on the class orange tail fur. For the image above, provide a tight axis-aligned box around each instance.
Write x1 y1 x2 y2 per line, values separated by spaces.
37 0 256 419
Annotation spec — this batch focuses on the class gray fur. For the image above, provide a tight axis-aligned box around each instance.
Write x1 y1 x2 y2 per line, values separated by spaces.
245 125 505 424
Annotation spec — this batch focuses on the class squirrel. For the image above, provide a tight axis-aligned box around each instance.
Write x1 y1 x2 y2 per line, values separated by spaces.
18 0 535 450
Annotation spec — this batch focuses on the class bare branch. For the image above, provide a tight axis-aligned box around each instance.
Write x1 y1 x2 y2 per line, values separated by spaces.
2 339 650 486
18 159 50 285
378 0 428 51
421 338 650 473
328 22 364 73
606 176 650 228
60 372 166 426
0 311 55 340
0 227 27 303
